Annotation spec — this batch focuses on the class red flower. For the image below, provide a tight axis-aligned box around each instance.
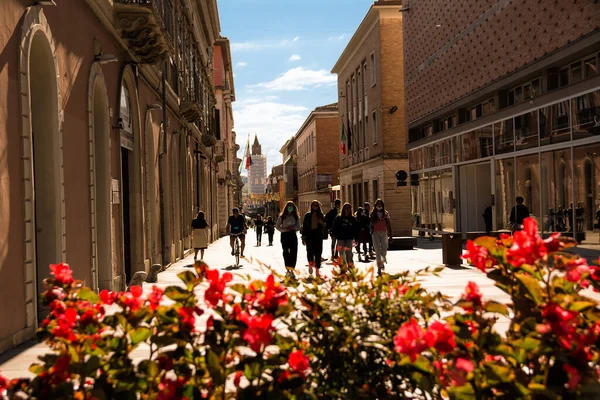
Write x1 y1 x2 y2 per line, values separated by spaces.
100 289 119 305
157 377 185 400
239 312 274 352
0 373 8 394
121 286 144 311
394 318 429 361
425 321 456 353
204 269 233 307
563 364 581 390
277 370 291 383
177 307 196 333
248 275 288 312
148 286 164 311
49 263 74 286
446 358 474 387
564 258 589 283
543 233 565 253
461 281 483 311
462 241 494 272
157 354 174 371
52 307 78 341
288 350 310 378
506 217 547 267
542 303 579 349
233 371 243 386
456 358 474 373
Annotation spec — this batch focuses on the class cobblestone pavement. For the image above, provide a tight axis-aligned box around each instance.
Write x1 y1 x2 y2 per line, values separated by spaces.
2 228 598 379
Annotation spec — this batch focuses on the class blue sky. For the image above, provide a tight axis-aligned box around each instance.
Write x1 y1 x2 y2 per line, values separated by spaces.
218 0 373 173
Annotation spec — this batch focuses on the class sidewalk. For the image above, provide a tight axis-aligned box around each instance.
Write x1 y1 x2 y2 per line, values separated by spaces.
0 230 520 379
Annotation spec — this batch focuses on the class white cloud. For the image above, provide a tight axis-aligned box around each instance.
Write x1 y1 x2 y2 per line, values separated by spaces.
289 54 301 62
328 34 347 41
293 36 300 42
235 61 248 68
231 40 290 52
249 67 337 91
233 98 309 171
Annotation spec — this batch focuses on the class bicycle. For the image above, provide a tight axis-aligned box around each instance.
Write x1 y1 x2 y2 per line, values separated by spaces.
230 232 243 267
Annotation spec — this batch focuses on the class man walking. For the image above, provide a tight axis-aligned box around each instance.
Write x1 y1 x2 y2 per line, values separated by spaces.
325 199 341 260
364 202 374 259
509 196 530 232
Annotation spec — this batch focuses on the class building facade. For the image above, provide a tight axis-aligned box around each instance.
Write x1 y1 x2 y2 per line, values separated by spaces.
248 136 268 195
213 39 241 236
280 137 299 204
266 164 284 218
332 0 410 235
404 0 600 242
296 103 340 213
0 0 230 353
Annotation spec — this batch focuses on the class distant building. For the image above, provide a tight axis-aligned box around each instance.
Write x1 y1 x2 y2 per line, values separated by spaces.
280 137 298 204
332 0 411 235
266 164 284 217
404 0 600 242
248 135 268 195
296 103 340 213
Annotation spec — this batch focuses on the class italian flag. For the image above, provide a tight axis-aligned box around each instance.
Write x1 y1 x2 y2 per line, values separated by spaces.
340 122 347 155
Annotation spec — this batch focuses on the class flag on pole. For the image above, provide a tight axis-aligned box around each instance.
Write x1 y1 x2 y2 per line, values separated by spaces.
340 121 347 155
244 134 253 170
346 116 353 152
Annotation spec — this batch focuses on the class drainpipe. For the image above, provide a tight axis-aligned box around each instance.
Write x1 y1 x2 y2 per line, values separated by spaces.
158 62 168 267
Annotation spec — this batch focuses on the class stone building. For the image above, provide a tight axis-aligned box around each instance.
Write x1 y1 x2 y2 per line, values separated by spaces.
296 103 340 214
0 0 235 353
332 0 411 235
266 164 284 218
248 136 268 195
404 0 600 242
280 137 299 205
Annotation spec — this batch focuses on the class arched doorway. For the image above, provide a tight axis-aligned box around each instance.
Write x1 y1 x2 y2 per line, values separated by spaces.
89 64 112 291
30 32 61 318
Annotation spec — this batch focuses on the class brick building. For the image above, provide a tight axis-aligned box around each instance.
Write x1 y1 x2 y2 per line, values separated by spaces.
332 0 411 235
296 103 340 213
404 0 600 242
280 137 299 205
0 0 235 353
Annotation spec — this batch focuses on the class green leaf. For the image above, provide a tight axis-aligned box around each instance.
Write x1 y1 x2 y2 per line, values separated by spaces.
244 361 262 381
177 271 198 290
448 383 476 400
484 363 514 385
77 287 100 303
130 327 152 346
29 363 45 375
484 301 509 316
528 383 560 399
513 337 541 351
566 301 596 312
164 286 190 302
206 349 225 386
515 273 544 304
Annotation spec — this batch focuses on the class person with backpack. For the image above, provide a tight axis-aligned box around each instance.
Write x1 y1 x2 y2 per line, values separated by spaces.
356 207 371 263
332 203 359 268
301 200 326 277
325 199 341 260
371 198 392 274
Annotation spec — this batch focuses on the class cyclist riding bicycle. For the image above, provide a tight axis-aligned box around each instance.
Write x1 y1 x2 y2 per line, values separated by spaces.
226 207 247 257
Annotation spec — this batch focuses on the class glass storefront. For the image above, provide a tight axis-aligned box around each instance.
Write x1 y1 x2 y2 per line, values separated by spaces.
409 87 600 239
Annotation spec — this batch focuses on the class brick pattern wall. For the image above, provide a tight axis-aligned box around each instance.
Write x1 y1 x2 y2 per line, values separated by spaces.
404 0 600 124
316 117 340 181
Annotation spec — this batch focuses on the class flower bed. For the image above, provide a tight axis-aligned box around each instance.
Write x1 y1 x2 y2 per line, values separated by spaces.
1 218 600 399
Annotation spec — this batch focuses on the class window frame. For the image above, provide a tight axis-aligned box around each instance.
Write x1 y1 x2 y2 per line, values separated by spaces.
370 51 376 87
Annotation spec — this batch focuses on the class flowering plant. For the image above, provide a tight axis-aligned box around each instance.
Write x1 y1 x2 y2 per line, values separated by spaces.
1 217 600 399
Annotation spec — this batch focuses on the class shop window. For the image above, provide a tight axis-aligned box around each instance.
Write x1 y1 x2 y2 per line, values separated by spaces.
515 110 539 151
494 119 514 155
540 100 571 145
585 57 598 78
572 89 600 140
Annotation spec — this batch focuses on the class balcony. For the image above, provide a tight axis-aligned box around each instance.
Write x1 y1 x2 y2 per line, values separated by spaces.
180 72 201 123
114 0 174 64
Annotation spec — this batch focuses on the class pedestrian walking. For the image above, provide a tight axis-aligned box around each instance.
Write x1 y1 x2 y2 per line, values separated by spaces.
356 207 371 262
255 214 265 246
332 203 358 268
325 199 342 260
191 211 209 262
364 202 374 259
509 196 530 232
277 201 301 278
301 200 326 277
371 199 392 274
265 216 275 246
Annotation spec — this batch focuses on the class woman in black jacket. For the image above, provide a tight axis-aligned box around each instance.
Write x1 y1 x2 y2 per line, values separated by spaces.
254 214 265 246
301 200 326 276
332 203 359 267
265 216 275 246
